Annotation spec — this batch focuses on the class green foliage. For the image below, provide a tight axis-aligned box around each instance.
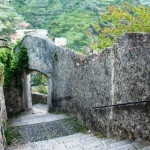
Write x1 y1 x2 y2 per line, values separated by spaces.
31 71 47 94
0 45 29 90
0 62 4 71
12 0 140 51
5 121 20 145
90 3 150 51
94 131 107 138
0 63 4 85
0 1 23 39
38 85 47 94
65 117 87 133
31 72 47 86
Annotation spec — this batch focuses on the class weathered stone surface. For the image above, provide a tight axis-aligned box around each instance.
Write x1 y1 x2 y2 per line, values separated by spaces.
0 66 7 149
19 34 56 76
11 34 56 112
4 87 23 114
7 104 150 150
52 33 150 142
6 33 150 143
10 104 70 127
32 92 47 104
117 33 150 104
0 86 7 150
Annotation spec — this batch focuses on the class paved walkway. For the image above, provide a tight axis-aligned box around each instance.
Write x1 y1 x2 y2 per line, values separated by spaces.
8 104 150 150
10 104 70 127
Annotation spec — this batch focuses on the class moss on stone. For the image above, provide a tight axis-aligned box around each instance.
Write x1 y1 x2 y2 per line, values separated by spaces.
94 131 107 139
5 121 20 146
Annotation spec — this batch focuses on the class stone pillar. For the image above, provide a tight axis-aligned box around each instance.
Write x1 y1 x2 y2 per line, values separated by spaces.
0 64 7 150
47 76 53 112
108 44 119 136
22 72 32 109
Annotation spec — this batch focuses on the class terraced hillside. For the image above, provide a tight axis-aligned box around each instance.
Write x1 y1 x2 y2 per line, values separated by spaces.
12 0 140 51
0 0 24 39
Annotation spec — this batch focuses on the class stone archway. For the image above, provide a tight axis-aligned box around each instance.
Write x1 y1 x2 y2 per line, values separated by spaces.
22 70 52 112
16 34 56 111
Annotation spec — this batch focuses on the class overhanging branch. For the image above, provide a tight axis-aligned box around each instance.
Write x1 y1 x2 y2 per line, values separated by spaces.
0 46 12 50
0 38 8 42
0 38 11 50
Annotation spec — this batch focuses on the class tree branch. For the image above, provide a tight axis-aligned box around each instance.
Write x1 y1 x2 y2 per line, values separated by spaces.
0 38 8 42
0 38 11 50
0 46 12 50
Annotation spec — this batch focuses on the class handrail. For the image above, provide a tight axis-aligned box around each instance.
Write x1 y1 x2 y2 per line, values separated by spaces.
93 100 150 110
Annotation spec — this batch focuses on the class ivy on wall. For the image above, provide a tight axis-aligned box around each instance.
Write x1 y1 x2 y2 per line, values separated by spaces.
0 43 29 93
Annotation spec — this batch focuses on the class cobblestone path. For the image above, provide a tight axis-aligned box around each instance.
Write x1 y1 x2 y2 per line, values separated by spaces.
11 118 84 144
8 104 150 150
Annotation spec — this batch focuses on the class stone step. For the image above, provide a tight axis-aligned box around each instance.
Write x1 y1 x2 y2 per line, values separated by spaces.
132 141 150 149
10 113 70 127
83 141 107 150
7 133 101 150
8 131 150 150
11 117 85 144
102 138 118 146
109 140 133 148
111 144 137 150
8 104 150 150
142 146 150 150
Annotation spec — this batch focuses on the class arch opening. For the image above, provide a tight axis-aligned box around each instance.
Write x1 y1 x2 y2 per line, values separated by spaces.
22 69 53 113
31 71 48 112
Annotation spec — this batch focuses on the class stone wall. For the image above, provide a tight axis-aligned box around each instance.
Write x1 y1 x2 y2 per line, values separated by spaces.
5 34 56 113
32 92 47 104
52 33 150 142
4 87 23 115
8 32 150 143
116 33 150 104
0 66 7 150
52 46 112 132
110 33 150 141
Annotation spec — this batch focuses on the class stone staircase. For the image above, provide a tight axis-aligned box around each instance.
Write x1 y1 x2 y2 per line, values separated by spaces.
7 104 150 150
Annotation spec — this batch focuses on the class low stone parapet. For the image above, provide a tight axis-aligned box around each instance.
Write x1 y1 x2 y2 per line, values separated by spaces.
32 92 47 104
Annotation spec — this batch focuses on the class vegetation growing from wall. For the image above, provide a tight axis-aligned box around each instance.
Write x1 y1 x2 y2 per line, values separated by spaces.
0 43 29 93
5 121 20 145
89 3 150 51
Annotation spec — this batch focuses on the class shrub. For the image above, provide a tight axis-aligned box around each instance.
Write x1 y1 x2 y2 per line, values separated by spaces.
90 3 150 51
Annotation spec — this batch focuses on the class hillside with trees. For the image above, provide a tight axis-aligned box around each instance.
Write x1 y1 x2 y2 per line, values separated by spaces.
12 0 140 52
91 3 150 52
0 0 24 40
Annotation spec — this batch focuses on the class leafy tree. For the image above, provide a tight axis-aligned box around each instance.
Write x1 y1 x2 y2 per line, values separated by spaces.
90 3 150 51
12 0 141 52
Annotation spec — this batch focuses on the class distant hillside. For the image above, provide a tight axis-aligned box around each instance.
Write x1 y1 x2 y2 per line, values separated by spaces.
0 0 24 40
140 0 150 6
12 0 140 51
